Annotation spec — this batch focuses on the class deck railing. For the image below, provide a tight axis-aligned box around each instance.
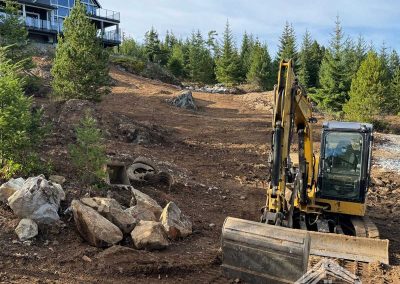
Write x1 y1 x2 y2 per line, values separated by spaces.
97 29 121 43
88 7 120 22
24 17 60 32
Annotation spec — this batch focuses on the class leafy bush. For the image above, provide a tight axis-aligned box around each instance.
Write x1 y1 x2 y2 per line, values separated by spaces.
69 113 108 184
111 56 145 74
140 62 180 86
0 47 48 179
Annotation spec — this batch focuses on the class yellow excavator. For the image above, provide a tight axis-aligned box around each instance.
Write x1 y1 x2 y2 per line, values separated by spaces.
221 59 389 283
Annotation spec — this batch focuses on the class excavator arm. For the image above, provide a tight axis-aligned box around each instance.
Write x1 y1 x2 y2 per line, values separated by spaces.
265 59 315 226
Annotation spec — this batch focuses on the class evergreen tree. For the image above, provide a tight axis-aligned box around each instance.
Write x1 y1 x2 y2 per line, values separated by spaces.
188 31 215 84
247 41 273 90
0 0 29 62
167 44 184 77
308 40 324 88
206 30 219 58
144 27 161 62
298 30 313 88
69 113 107 184
0 47 45 178
119 36 146 60
240 32 254 78
379 42 391 83
390 67 400 114
312 16 348 112
277 21 297 63
388 50 400 79
215 20 242 85
51 0 109 101
344 51 387 122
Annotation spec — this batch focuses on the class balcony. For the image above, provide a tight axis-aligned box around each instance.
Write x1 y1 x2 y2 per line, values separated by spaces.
24 16 60 33
98 29 121 45
87 7 120 22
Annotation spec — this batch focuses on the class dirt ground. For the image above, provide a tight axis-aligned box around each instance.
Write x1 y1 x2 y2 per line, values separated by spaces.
0 66 399 283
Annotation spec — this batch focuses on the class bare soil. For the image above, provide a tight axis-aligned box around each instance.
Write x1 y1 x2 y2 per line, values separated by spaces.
0 66 399 283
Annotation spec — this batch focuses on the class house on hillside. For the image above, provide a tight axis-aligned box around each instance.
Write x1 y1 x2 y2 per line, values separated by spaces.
0 0 121 47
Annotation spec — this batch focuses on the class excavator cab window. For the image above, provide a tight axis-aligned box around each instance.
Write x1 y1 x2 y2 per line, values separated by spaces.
319 132 364 202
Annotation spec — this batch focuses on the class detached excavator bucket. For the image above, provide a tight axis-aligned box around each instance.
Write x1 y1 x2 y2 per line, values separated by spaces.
221 217 311 284
308 231 389 264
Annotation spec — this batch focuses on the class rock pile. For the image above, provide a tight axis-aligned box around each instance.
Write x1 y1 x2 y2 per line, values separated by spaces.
0 175 66 242
168 90 197 110
185 84 244 95
71 188 192 251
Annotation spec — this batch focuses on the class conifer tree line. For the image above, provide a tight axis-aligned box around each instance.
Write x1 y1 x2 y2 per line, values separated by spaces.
119 17 400 120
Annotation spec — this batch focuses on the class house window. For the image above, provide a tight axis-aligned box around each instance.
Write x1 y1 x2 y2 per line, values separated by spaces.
58 0 69 7
58 7 69 17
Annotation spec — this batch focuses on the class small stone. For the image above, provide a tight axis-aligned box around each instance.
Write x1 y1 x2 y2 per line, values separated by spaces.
160 202 192 240
15 219 38 241
44 240 49 246
372 177 384 187
125 205 156 222
131 188 162 218
82 255 92 262
240 196 246 200
49 175 66 186
131 221 169 250
209 223 216 228
52 240 59 246
0 177 25 203
222 196 227 200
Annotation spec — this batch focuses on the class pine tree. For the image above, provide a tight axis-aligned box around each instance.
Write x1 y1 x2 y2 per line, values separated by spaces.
215 20 242 85
69 113 107 184
390 67 400 114
51 0 109 101
167 44 184 77
188 31 215 84
343 51 387 122
144 27 161 62
240 32 254 78
206 30 219 58
247 41 272 90
379 42 391 83
308 40 324 88
388 50 400 79
0 0 29 62
313 16 348 112
298 30 313 88
119 36 146 60
0 47 45 178
277 21 297 63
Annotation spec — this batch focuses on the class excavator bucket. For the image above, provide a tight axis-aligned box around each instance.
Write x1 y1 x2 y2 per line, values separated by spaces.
221 218 390 283
308 231 389 264
221 217 311 284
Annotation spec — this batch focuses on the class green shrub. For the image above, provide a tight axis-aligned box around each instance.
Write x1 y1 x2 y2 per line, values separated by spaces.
69 113 108 184
0 47 48 179
111 56 145 74
140 62 180 85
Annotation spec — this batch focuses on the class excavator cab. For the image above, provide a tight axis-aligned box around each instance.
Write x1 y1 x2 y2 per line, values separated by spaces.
317 122 373 203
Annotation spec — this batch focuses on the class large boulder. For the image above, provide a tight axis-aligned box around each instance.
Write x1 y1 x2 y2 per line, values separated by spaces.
130 188 162 218
15 218 38 241
160 202 192 240
81 197 136 234
131 221 168 250
8 176 65 224
0 177 25 203
71 200 123 247
125 205 157 222
169 90 197 110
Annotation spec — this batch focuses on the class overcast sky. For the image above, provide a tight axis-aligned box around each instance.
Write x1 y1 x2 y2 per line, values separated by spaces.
100 0 400 55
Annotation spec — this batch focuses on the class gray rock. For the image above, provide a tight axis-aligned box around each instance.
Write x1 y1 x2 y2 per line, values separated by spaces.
160 202 192 240
71 200 123 247
169 90 197 110
130 221 168 250
15 219 38 241
49 175 66 186
125 205 157 222
0 178 25 203
130 188 162 218
81 197 136 234
8 176 65 224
